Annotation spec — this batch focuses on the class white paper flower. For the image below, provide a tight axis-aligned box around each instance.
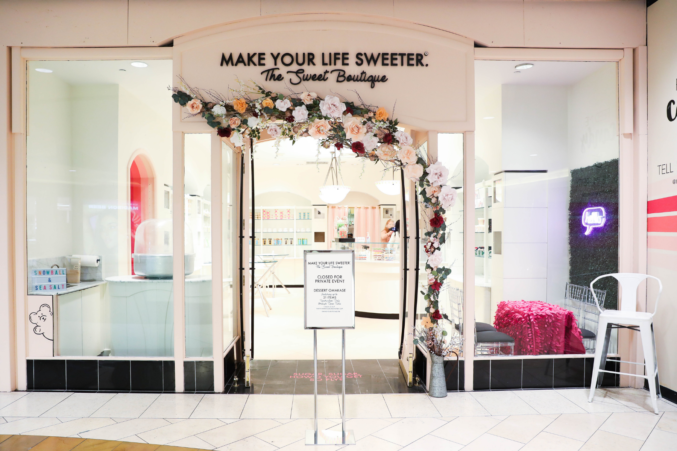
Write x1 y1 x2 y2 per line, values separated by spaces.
212 104 226 116
427 250 443 268
230 131 244 147
247 116 260 129
292 105 309 122
394 130 413 146
439 185 457 209
361 133 379 152
319 95 346 118
267 123 282 139
275 98 292 112
426 161 449 186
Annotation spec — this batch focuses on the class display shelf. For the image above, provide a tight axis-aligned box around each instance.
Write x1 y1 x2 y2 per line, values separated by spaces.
252 205 315 258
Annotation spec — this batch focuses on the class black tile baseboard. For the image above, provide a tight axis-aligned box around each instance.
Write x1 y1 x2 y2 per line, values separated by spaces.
184 361 214 392
28 359 178 392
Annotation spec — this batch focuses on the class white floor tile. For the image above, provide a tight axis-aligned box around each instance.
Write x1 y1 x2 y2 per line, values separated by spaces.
430 416 502 445
90 393 159 418
343 394 391 419
119 435 147 444
470 391 539 416
0 417 61 434
607 388 677 413
640 428 677 451
489 414 558 443
197 419 281 448
327 418 400 440
141 393 204 419
599 411 661 441
580 430 643 451
241 395 294 419
0 418 5 424
2 417 27 423
255 418 338 448
544 413 610 442
399 434 463 451
273 418 295 424
138 418 224 445
382 394 441 418
555 389 634 413
79 418 170 441
461 433 523 451
372 417 448 446
192 394 248 419
291 395 341 418
516 390 587 414
520 431 583 451
429 393 491 417
169 435 216 450
215 435 277 450
27 417 116 437
341 435 402 451
656 411 677 434
0 392 72 417
0 392 28 410
41 393 116 418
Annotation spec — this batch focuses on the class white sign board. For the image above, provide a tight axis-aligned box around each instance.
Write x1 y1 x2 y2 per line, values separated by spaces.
304 250 355 329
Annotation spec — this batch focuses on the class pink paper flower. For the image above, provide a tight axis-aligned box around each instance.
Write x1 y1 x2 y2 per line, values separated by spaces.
439 185 457 209
267 124 281 139
319 95 346 118
426 161 449 186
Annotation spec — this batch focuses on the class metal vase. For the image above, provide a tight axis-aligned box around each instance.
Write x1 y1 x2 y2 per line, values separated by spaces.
429 354 447 398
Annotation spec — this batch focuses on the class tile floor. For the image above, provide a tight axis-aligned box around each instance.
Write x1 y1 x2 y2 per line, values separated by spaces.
0 388 674 450
227 359 425 395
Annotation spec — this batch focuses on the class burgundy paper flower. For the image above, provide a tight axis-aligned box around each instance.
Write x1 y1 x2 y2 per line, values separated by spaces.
430 214 444 228
335 142 343 150
352 142 365 154
252 111 259 118
345 106 354 115
383 133 393 144
217 127 232 138
430 281 442 292
286 116 294 123
431 310 442 321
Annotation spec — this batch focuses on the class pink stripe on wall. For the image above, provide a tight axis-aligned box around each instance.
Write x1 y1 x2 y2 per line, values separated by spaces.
647 216 677 232
648 195 677 214
648 235 677 252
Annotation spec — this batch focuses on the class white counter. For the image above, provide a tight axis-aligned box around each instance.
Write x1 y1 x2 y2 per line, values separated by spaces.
355 260 400 315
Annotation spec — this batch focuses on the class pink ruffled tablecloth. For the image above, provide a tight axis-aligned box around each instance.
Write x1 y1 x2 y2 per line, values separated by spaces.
494 300 586 355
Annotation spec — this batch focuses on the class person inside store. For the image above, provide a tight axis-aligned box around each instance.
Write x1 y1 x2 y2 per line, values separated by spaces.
388 220 400 250
381 219 395 243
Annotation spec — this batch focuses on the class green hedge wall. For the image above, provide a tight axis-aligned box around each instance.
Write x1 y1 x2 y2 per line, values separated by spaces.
568 159 619 310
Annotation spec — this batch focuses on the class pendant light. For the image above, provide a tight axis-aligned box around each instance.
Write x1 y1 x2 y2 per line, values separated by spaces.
376 168 401 196
319 150 350 204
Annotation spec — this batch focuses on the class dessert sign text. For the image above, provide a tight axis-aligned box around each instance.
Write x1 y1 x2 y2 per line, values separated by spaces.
304 250 355 329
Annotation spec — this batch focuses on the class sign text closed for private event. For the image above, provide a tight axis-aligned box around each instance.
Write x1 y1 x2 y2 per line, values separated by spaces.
304 251 355 330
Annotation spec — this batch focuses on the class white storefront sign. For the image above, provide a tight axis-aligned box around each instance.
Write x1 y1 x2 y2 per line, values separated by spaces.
304 250 355 329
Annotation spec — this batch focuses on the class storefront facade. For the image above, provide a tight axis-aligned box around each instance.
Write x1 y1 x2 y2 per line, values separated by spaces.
2 0 672 401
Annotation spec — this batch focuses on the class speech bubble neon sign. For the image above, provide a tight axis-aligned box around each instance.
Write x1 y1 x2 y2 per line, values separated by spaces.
582 207 606 235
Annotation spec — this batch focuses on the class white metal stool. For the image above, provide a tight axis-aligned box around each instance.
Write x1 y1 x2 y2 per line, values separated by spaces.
588 273 663 414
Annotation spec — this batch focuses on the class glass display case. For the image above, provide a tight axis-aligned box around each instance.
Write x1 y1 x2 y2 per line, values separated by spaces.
331 241 400 262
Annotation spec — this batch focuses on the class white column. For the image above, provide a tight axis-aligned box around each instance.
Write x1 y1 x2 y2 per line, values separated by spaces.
173 131 185 392
463 131 475 390
211 134 224 392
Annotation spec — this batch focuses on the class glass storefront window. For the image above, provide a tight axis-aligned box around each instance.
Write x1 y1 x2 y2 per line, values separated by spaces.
474 60 620 356
222 142 236 348
26 59 174 357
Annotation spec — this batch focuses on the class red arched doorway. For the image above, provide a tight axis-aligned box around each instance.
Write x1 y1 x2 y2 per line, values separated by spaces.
129 154 155 274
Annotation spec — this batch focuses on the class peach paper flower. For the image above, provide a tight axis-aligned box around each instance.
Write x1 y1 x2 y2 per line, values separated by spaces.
375 107 389 121
376 144 397 161
309 119 331 139
426 186 441 198
186 99 202 114
343 118 367 141
229 117 241 128
261 98 274 109
233 98 247 114
404 163 424 182
301 92 317 104
398 145 418 165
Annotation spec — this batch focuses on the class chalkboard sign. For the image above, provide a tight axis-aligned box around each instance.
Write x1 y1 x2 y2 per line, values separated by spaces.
304 250 355 329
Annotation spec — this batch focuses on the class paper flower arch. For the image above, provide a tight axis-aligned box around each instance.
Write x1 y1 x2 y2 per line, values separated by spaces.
172 80 457 339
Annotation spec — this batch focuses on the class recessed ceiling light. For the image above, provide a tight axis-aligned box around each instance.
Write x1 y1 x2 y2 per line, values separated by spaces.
530 154 538 157
483 116 494 120
69 169 76 172
515 63 534 71
119 69 126 72
131 61 148 68
35 68 53 73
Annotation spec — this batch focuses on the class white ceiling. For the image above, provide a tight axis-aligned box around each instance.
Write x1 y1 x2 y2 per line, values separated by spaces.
29 59 173 122
253 137 366 168
475 60 613 101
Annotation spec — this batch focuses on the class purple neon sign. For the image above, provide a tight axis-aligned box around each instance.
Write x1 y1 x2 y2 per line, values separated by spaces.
582 207 606 235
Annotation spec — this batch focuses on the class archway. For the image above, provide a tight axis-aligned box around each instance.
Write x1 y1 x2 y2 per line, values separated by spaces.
129 153 156 274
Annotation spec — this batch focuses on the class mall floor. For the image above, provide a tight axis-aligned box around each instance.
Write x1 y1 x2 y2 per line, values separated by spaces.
0 388 675 450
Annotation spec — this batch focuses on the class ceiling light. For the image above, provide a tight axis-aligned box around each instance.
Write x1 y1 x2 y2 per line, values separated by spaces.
515 63 534 71
530 154 538 157
131 61 148 68
119 69 126 72
376 180 400 196
483 116 494 120
69 169 76 172
35 68 52 73
319 150 350 204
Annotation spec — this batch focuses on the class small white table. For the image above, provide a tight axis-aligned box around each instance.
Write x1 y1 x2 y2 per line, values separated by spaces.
257 253 291 298
251 259 278 317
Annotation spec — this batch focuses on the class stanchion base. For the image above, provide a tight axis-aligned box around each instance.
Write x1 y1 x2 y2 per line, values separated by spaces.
305 429 355 445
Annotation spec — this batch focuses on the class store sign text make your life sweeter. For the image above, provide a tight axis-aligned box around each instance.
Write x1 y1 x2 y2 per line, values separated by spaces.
219 51 429 88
